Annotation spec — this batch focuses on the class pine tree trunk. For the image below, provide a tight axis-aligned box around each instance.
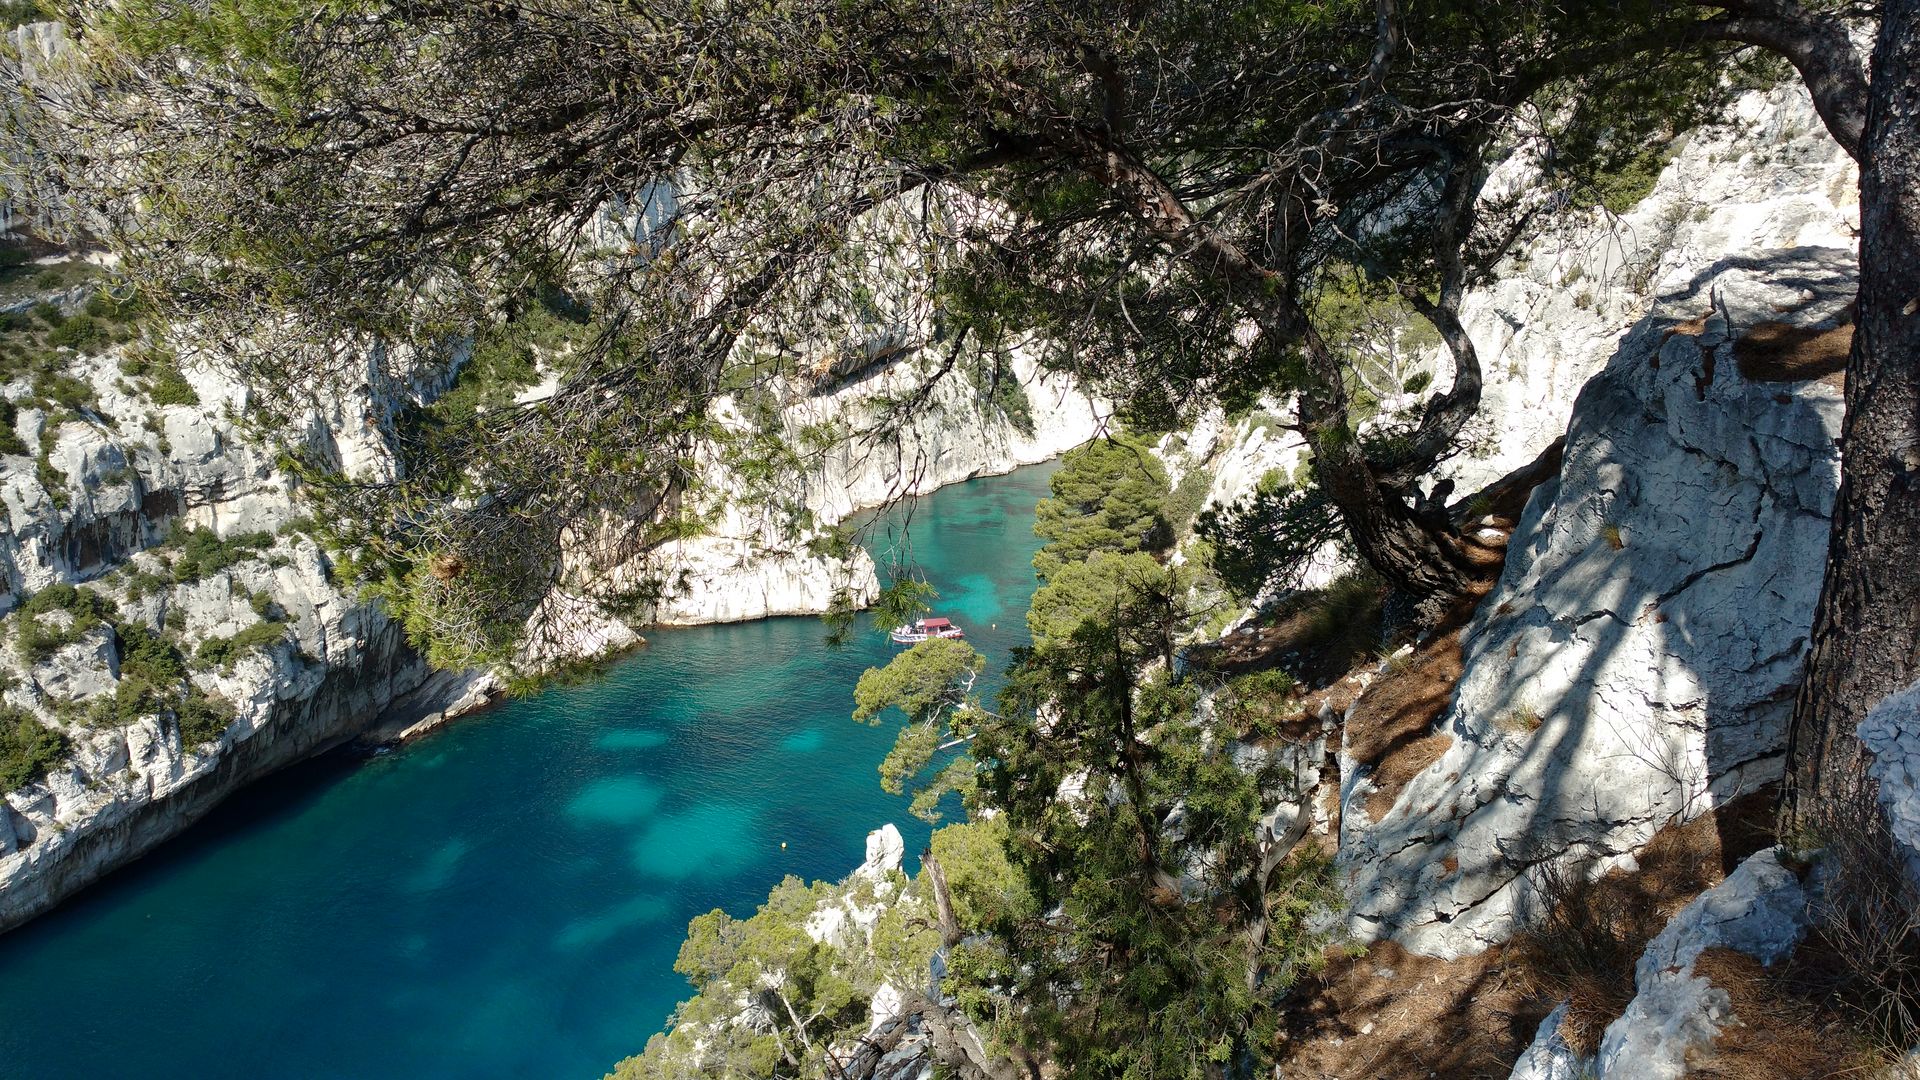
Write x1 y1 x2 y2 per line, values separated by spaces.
1311 432 1473 603
1782 1 1920 828
1294 323 1475 605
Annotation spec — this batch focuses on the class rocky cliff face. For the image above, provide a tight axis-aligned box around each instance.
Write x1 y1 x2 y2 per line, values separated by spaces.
1161 79 1856 592
1342 255 1850 958
0 340 448 930
1318 83 1859 966
0 294 1092 934
648 345 1100 626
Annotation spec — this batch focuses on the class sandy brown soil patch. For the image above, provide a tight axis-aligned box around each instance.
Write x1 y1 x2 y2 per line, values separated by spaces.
1342 625 1466 820
1685 947 1870 1079
1345 629 1464 766
1365 733 1453 821
1276 940 1542 1080
1735 320 1852 387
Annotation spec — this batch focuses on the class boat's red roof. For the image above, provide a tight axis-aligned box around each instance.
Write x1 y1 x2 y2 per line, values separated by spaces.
922 618 952 628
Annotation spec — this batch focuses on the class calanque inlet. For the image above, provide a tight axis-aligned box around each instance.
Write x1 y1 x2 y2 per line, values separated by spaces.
1 4 1918 1079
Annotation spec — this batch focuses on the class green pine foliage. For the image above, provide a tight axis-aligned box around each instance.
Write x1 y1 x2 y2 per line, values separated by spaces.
609 818 1030 1080
1027 548 1178 647
162 524 276 585
1196 469 1349 601
1032 436 1171 581
0 708 67 792
45 313 112 354
852 637 986 821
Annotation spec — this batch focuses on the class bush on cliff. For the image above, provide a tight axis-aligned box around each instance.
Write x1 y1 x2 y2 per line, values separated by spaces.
1031 436 1170 581
0 708 66 792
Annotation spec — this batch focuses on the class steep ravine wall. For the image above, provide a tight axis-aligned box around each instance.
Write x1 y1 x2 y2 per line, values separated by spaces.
1332 79 1858 960
1342 256 1850 958
1155 78 1856 574
640 78 1864 1077
0 326 1091 932
0 614 423 932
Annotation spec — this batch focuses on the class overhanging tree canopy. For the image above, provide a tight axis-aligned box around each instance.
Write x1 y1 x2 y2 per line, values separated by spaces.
1 0 1875 658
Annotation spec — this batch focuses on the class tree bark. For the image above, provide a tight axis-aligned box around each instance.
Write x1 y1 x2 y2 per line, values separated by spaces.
1699 0 1872 162
1782 0 1920 829
922 849 964 948
1045 124 1477 604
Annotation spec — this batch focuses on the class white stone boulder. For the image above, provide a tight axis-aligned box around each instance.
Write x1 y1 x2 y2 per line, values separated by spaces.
1858 679 1920 885
860 823 906 879
1594 849 1811 1079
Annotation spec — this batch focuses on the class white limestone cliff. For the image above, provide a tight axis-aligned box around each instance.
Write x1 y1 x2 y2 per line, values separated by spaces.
0 326 1087 933
648 345 1101 626
1341 256 1850 958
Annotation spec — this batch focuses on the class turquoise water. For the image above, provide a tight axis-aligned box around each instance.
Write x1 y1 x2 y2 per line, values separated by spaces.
0 464 1056 1080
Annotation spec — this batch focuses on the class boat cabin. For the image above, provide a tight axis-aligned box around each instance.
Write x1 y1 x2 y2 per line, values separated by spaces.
889 616 966 644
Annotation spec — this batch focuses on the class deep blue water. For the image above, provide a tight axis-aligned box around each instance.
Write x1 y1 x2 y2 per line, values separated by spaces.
0 463 1056 1080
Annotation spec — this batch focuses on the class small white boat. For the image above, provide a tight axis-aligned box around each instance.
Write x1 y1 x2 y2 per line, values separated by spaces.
889 617 966 644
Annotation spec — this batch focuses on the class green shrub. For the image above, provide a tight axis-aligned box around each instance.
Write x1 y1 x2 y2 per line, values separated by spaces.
100 623 194 726
47 314 111 354
165 525 275 584
21 583 118 621
122 569 169 602
31 303 63 327
34 453 67 507
194 619 288 670
0 708 66 791
1215 668 1302 739
966 352 1035 437
0 1 50 30
1163 465 1213 537
118 622 187 686
176 691 235 748
31 370 96 413
147 360 200 407
83 289 145 323
0 399 25 457
14 585 118 662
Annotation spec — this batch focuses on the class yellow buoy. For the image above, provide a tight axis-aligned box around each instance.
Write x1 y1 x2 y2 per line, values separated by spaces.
780 841 788 849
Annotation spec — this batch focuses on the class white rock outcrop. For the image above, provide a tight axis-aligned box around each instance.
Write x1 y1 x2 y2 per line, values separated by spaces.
1507 1003 1586 1080
1506 848 1812 1080
1438 80 1857 493
1342 254 1850 959
806 825 909 949
1858 680 1920 885
1 326 1082 934
1596 848 1811 1078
